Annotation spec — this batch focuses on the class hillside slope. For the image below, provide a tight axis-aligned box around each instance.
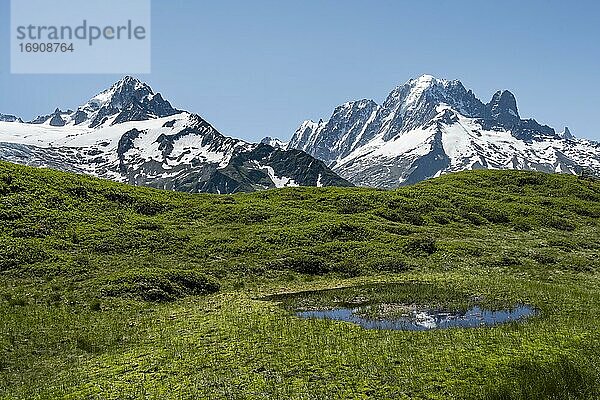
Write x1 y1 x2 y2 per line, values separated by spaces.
1 161 600 399
1 160 599 280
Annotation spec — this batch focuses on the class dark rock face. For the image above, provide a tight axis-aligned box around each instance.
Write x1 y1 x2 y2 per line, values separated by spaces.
72 110 88 125
481 90 557 141
117 129 142 157
288 101 382 167
30 108 70 126
49 114 66 127
217 144 353 192
562 127 573 140
316 100 379 161
487 90 520 128
402 130 451 185
513 119 557 141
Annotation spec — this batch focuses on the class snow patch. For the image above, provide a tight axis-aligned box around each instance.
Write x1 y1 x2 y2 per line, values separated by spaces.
261 165 299 188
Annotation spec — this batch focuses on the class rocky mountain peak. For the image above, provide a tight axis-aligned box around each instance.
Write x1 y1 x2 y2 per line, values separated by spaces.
560 126 574 140
24 76 182 129
92 76 153 109
405 74 448 99
487 90 519 127
25 76 180 128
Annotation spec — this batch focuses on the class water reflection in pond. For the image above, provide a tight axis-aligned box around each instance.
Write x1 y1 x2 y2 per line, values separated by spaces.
297 305 537 331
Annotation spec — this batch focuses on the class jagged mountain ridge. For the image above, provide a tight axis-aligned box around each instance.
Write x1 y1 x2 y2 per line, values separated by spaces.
0 77 351 193
288 74 599 187
0 113 22 123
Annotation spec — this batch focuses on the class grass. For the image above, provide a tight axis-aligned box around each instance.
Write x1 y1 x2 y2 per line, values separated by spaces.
260 282 514 312
0 161 600 398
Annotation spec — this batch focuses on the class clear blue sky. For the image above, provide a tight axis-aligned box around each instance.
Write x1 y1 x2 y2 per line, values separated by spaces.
1 0 599 141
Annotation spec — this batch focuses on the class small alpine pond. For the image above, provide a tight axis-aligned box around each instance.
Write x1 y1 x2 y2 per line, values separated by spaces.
262 283 538 331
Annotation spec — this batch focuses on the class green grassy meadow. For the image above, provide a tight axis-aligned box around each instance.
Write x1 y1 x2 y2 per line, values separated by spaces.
1 161 600 399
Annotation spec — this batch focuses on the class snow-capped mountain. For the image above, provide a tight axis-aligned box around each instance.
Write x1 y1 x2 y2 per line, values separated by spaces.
0 113 22 123
0 77 351 193
28 76 180 128
288 74 600 187
260 137 288 149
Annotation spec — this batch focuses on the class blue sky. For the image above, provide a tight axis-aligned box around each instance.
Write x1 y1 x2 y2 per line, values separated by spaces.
1 0 599 141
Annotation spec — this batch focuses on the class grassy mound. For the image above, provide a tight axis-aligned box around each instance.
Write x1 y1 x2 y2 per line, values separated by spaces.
100 269 220 301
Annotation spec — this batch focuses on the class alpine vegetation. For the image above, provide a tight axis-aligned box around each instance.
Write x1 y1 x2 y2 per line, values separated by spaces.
1 162 600 399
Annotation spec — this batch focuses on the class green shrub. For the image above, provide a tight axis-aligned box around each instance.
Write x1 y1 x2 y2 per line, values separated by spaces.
0 238 48 271
333 260 364 277
103 188 135 205
462 212 487 226
366 256 413 273
560 257 594 273
7 296 27 307
0 207 22 221
100 268 220 301
515 174 547 186
480 207 510 224
90 300 102 311
12 222 56 238
430 211 455 225
511 217 533 232
65 185 91 199
322 222 369 241
76 336 102 354
548 216 576 231
530 251 557 265
377 208 425 225
134 220 164 231
0 173 24 194
134 199 167 216
494 255 521 267
336 196 373 214
404 236 437 255
216 206 272 224
274 254 330 275
380 224 416 236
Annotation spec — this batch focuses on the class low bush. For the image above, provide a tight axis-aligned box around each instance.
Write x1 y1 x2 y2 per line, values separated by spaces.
321 222 369 241
273 254 330 275
377 208 425 225
0 238 48 271
404 236 437 255
548 216 576 231
336 195 374 214
100 268 220 301
366 256 413 273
